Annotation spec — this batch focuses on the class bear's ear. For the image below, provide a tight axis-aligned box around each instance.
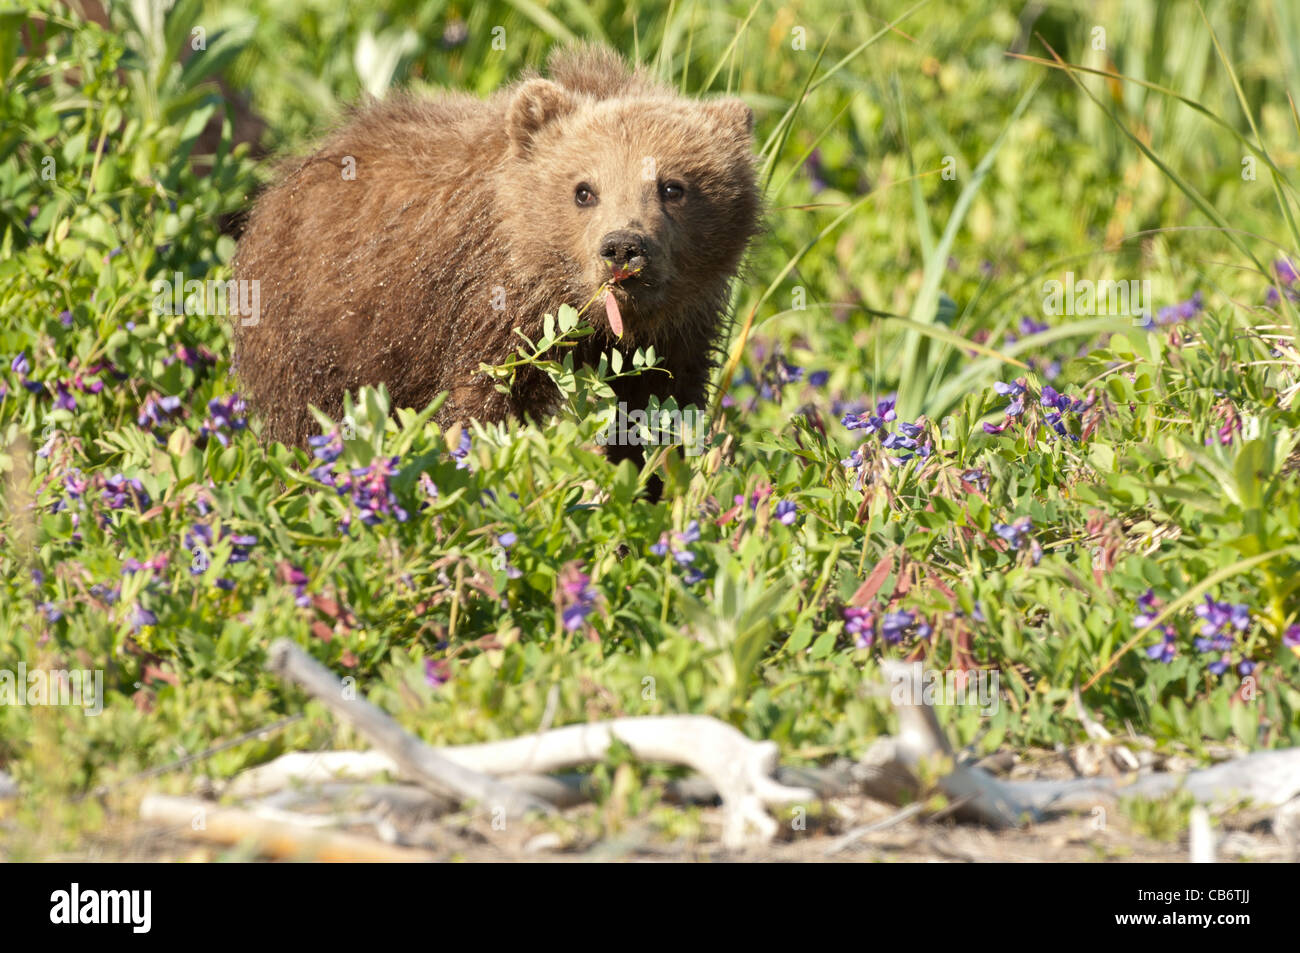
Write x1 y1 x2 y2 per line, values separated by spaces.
703 99 754 140
508 79 575 155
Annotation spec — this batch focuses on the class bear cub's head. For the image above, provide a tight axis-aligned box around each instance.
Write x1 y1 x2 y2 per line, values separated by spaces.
498 67 760 342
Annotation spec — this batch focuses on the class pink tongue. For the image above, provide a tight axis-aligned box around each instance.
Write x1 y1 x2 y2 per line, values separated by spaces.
604 289 624 338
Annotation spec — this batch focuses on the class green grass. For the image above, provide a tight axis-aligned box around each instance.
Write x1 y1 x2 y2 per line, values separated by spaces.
2 0 1300 857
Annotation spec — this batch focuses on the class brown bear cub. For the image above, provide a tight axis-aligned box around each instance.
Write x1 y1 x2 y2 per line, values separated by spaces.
231 45 761 475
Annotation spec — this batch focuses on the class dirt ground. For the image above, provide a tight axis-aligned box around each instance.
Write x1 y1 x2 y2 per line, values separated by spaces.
36 799 1290 863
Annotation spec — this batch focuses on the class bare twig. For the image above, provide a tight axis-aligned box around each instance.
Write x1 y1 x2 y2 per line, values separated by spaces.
267 639 552 818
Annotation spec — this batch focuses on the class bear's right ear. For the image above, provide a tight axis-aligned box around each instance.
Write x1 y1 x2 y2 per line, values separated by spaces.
703 99 754 141
507 79 575 156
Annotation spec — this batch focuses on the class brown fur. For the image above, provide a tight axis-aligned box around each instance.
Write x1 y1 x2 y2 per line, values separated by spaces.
231 45 760 456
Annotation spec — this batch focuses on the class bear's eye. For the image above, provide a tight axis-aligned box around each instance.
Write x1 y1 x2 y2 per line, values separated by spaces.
574 183 598 207
659 181 685 202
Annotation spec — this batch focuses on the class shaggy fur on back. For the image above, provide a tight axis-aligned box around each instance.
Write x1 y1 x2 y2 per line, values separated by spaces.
231 45 761 457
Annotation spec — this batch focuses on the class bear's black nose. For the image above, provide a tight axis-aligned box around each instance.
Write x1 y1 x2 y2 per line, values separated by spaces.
599 230 649 272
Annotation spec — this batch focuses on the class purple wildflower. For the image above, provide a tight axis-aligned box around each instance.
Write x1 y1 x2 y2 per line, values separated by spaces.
102 474 150 510
1194 596 1250 639
71 372 102 395
308 431 343 461
53 382 76 412
172 344 217 368
842 411 885 434
774 500 798 525
559 563 599 632
1284 625 1300 653
131 604 158 631
734 486 773 511
338 456 409 526
64 470 89 500
138 393 182 430
1149 291 1205 328
282 564 311 607
449 430 472 470
982 419 1012 435
424 658 451 688
844 606 874 648
993 517 1033 551
227 534 257 563
882 431 918 456
1133 589 1159 628
1192 598 1249 667
1145 626 1177 663
417 472 439 510
198 395 248 447
774 358 803 385
880 610 916 643
89 583 120 604
122 554 170 577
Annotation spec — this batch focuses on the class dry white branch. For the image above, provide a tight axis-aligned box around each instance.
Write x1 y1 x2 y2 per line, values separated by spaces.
232 652 1300 853
264 640 812 846
878 661 1030 826
878 662 1300 822
439 715 817 845
1007 746 1300 813
227 752 594 808
227 751 398 797
267 639 552 818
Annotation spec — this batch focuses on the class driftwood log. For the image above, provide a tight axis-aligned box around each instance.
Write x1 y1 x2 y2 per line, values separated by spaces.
170 649 1300 852
264 640 815 845
139 793 436 861
266 639 553 819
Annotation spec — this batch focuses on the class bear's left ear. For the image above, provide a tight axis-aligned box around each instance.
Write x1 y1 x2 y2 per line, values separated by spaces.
703 99 754 140
508 79 575 155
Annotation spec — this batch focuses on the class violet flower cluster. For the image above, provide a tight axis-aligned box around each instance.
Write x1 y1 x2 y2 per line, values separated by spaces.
309 429 411 527
842 605 931 649
650 520 706 584
983 378 1087 442
558 562 600 632
840 394 932 481
1137 590 1257 676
